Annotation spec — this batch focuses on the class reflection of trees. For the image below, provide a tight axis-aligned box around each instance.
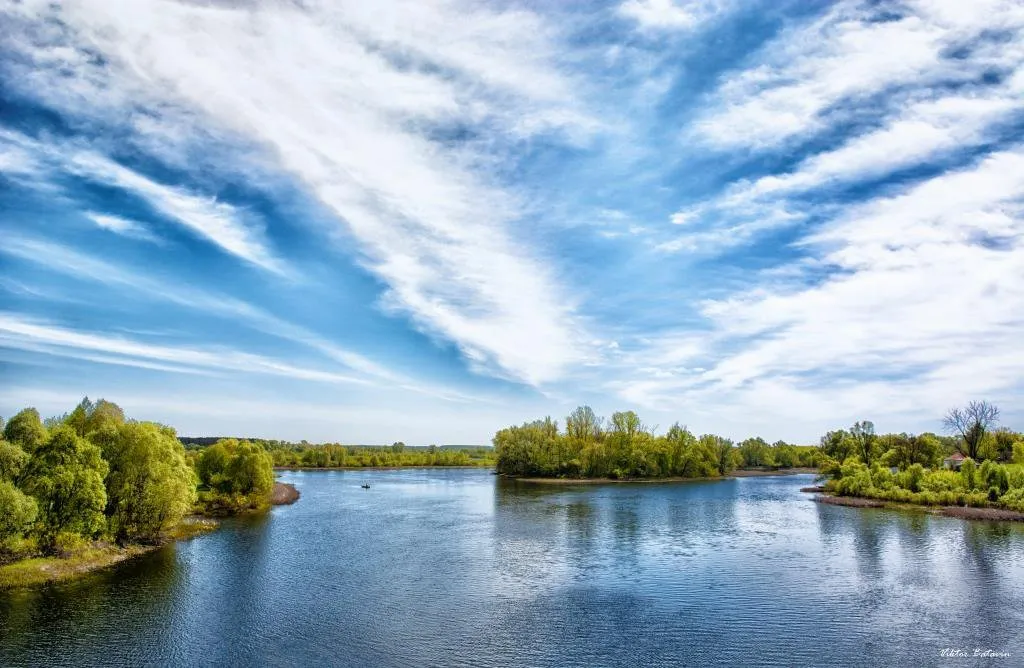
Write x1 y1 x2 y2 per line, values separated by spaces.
0 545 182 664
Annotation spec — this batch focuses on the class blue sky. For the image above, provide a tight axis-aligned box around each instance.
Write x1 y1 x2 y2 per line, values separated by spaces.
2 0 1023 444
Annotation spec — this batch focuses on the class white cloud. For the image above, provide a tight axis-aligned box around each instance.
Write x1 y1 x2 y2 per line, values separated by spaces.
0 312 371 386
85 212 163 244
69 152 287 275
0 236 481 402
693 0 1024 149
619 0 708 29
622 149 1024 429
1 0 595 385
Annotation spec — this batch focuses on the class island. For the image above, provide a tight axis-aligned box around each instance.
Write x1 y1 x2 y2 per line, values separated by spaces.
492 406 818 481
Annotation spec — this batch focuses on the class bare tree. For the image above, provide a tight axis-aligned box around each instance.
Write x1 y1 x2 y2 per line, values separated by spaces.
942 401 1000 460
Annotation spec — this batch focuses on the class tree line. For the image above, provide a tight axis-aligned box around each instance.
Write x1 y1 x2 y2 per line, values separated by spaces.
493 406 819 480
821 401 1024 511
1 398 275 562
263 442 494 469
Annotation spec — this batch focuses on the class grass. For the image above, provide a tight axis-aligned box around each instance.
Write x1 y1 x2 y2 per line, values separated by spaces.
0 518 218 591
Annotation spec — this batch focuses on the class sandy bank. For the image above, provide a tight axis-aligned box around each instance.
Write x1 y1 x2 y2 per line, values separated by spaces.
271 482 300 505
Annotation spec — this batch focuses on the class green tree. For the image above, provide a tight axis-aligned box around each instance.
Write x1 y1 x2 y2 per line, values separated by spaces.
820 429 853 463
566 406 602 442
701 434 737 476
0 480 37 547
0 439 31 483
93 422 197 543
738 437 769 467
850 420 878 466
21 426 108 551
3 408 48 451
881 433 940 470
226 441 274 497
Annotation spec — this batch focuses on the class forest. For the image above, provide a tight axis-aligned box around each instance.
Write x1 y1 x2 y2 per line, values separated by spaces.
1 398 276 568
492 406 819 479
820 401 1024 511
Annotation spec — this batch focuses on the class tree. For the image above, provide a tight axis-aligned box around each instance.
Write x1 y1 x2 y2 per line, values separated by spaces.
391 441 406 454
0 439 30 483
943 401 999 460
3 408 48 451
93 422 197 543
21 426 108 551
0 480 37 546
701 434 737 476
990 429 1020 463
820 429 854 463
566 406 602 442
881 433 940 470
738 437 769 467
226 442 274 497
850 420 878 466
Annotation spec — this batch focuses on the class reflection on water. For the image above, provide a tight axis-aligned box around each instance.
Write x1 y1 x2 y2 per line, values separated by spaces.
3 470 1023 667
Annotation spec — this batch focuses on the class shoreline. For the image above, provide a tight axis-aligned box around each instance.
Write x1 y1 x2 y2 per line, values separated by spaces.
2 482 302 591
0 517 218 591
504 468 817 485
813 493 1024 522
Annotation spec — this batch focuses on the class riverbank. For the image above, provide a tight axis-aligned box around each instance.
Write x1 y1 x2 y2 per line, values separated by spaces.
0 518 218 591
814 493 1024 522
2 483 302 591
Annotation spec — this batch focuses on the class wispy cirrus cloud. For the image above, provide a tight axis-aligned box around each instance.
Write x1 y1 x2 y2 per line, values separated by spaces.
85 212 163 244
625 149 1024 430
692 0 1024 149
0 313 370 386
0 0 598 386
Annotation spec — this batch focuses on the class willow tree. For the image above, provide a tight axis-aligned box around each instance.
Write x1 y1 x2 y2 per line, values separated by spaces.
93 422 197 543
21 426 108 551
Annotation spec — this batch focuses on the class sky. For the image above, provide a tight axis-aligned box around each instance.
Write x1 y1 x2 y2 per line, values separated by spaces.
1 0 1023 445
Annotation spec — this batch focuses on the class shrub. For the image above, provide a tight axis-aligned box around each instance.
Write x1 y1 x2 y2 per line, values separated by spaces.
919 470 964 493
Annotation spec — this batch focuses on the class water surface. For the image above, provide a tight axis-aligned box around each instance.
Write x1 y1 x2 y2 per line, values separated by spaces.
3 470 1023 667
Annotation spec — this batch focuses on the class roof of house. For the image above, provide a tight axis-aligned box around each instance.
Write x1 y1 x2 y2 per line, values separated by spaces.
944 453 966 461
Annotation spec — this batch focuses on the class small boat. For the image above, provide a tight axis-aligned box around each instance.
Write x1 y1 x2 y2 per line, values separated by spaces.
360 484 370 489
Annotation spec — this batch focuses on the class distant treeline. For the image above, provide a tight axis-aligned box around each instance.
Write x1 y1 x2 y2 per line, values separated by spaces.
265 442 495 468
179 436 489 452
493 406 820 480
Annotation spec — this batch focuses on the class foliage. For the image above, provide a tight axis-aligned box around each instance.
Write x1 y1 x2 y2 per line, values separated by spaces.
92 422 197 543
196 439 274 513
266 443 490 469
492 406 754 479
3 408 48 452
0 480 37 549
2 397 275 562
822 402 1022 512
20 426 109 550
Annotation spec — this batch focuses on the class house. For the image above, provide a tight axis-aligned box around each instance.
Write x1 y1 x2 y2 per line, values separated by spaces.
943 453 966 470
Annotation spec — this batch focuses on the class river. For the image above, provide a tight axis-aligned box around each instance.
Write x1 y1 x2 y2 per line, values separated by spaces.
2 469 1023 667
